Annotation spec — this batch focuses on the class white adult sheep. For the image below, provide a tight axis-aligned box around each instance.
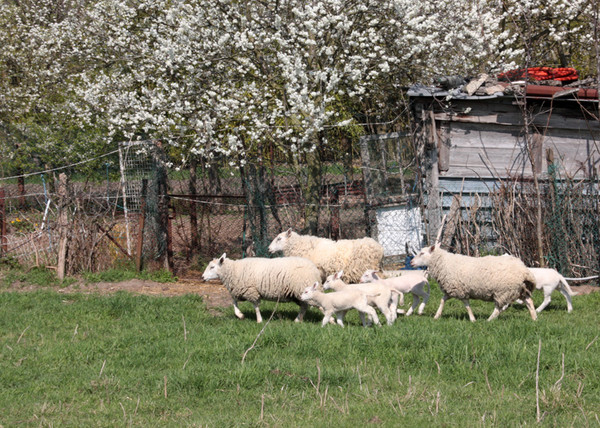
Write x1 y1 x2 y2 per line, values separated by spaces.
300 282 381 327
360 269 430 317
268 228 384 283
323 270 396 325
410 243 537 321
201 253 321 323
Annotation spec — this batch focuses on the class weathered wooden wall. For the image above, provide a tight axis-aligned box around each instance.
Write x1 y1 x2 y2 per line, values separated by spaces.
410 92 600 243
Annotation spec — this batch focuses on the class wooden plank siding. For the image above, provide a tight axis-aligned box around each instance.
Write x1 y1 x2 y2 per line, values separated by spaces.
412 96 600 180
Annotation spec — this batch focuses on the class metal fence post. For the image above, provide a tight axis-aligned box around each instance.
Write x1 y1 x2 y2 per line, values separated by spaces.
0 188 6 256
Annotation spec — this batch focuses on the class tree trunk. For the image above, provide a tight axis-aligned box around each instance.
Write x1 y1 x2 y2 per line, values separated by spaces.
304 149 322 235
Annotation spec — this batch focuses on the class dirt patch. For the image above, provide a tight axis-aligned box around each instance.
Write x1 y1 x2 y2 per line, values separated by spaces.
57 278 233 308
569 284 599 296
1 269 233 310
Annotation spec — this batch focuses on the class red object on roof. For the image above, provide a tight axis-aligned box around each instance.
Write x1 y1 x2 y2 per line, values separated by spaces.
498 67 578 82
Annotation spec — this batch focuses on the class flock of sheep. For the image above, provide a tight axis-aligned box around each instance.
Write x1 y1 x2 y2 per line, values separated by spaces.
201 228 578 326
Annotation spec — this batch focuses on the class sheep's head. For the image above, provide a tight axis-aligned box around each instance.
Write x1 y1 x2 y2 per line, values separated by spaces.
300 282 320 301
360 269 379 283
410 244 439 267
202 253 226 281
268 228 295 253
323 270 344 290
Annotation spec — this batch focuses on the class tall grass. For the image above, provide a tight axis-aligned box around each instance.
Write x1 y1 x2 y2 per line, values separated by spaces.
0 287 599 426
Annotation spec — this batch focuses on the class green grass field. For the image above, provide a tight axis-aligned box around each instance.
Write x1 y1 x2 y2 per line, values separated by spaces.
0 285 599 427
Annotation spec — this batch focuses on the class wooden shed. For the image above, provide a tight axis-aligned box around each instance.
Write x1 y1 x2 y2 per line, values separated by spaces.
408 79 600 244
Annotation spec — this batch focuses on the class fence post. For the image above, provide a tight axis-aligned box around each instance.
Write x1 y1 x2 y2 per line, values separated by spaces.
136 179 147 272
57 173 70 280
0 188 6 256
329 187 340 240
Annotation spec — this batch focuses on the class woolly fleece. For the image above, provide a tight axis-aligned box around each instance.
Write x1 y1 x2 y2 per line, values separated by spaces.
269 230 384 283
218 256 321 305
427 248 536 308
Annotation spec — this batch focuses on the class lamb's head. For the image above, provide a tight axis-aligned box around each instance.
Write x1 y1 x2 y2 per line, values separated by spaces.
323 270 344 290
202 253 227 281
300 282 320 301
411 243 440 268
360 269 380 283
268 228 296 253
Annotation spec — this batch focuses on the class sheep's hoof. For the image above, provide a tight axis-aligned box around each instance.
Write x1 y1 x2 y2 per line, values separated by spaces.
397 309 405 314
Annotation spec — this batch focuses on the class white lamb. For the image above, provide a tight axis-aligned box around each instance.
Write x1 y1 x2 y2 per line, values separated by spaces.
513 268 577 313
202 253 321 323
411 243 537 321
323 270 396 325
360 269 430 316
268 228 384 283
300 282 381 327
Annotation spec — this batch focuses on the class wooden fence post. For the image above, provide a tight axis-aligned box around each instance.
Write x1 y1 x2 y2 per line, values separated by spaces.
0 188 7 256
57 173 70 280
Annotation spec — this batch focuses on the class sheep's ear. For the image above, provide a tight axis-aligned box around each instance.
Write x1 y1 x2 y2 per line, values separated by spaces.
335 270 344 280
429 244 436 252
371 271 378 280
286 228 293 237
312 281 319 290
219 253 226 264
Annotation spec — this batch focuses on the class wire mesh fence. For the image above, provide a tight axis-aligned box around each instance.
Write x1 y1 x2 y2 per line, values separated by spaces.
1 137 598 283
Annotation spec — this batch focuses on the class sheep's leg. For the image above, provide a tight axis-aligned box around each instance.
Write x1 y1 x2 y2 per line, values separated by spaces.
535 293 552 313
434 295 449 320
524 297 538 320
417 288 429 315
406 294 420 317
335 311 347 328
253 302 263 323
462 299 476 322
321 310 334 327
378 303 394 326
487 304 501 321
558 287 574 313
294 302 309 323
393 291 406 314
358 311 372 327
232 299 245 320
389 296 398 322
361 306 381 327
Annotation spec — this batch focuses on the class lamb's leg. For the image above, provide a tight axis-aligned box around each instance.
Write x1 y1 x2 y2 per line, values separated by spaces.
378 303 394 326
358 311 372 327
253 302 263 323
294 302 309 323
524 297 538 320
434 294 449 320
417 287 429 315
462 299 476 322
406 294 419 317
390 292 399 315
321 310 334 327
558 287 574 313
395 288 406 314
535 292 552 313
335 311 347 328
361 306 381 326
232 299 245 320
